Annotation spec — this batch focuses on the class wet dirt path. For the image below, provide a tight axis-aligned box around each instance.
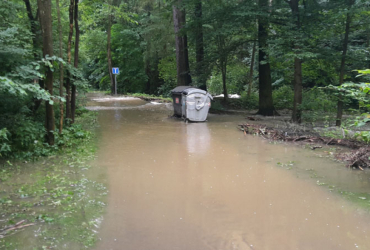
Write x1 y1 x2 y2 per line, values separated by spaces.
89 96 370 250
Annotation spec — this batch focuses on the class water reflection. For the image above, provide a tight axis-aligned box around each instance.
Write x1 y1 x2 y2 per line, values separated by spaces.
185 123 211 155
92 95 370 250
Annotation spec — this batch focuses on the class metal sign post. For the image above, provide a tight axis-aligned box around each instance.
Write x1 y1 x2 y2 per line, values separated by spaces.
115 74 117 95
112 67 119 95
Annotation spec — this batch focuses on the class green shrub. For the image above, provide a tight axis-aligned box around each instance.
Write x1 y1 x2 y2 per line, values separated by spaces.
210 99 224 111
301 88 336 112
0 128 11 156
241 91 259 109
207 63 248 95
272 85 294 110
158 56 177 97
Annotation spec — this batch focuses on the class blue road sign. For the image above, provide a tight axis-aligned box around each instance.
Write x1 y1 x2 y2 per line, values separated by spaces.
112 67 119 74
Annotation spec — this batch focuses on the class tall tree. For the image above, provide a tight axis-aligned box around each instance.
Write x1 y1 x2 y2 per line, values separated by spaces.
216 34 229 102
56 0 64 133
257 0 275 116
23 0 39 59
71 0 80 123
336 0 355 127
23 0 44 112
194 0 206 89
247 41 256 98
107 1 116 95
173 0 192 86
288 0 303 123
66 0 74 122
37 0 55 145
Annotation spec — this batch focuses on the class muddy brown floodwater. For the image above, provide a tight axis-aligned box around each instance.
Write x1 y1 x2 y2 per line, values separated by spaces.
87 95 370 250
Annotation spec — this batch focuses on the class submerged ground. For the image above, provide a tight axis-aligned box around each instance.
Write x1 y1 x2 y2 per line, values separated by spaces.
88 94 370 250
1 94 370 250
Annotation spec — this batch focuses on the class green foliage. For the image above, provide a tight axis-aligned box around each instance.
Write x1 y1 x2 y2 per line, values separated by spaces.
208 63 247 95
158 55 177 97
0 109 106 249
241 91 259 109
353 131 370 144
272 85 294 110
301 88 337 112
0 128 11 156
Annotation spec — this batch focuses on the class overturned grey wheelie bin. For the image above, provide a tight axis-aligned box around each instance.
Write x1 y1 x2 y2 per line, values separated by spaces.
171 86 213 122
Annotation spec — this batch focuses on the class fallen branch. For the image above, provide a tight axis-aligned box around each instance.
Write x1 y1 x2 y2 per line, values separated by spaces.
0 220 35 237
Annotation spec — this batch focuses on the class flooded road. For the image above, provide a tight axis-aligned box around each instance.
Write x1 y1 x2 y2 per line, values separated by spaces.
89 95 370 250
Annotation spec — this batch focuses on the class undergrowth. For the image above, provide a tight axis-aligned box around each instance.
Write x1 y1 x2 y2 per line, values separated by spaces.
0 109 107 249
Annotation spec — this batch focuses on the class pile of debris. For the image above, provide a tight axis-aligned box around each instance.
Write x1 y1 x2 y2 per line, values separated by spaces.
341 147 370 170
238 123 370 169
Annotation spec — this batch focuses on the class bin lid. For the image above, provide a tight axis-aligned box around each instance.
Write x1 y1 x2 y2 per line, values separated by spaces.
171 86 193 94
171 86 213 100
184 88 213 100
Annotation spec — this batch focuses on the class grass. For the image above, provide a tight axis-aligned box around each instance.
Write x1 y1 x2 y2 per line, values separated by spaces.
0 109 107 250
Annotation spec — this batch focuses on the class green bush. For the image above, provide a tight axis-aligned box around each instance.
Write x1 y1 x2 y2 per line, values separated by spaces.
207 63 248 95
241 90 259 109
158 56 177 97
272 85 294 110
301 88 336 112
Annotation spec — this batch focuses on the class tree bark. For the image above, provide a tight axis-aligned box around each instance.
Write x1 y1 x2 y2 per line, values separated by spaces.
66 0 74 122
292 57 303 122
257 0 275 116
23 0 39 59
37 0 55 145
173 0 192 86
71 0 80 123
107 10 115 95
247 41 256 98
336 9 352 127
194 0 206 89
289 0 303 123
221 60 228 102
56 0 64 133
23 0 44 113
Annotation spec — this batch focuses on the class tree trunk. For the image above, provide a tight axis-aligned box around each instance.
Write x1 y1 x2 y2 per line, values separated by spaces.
289 0 303 123
247 41 256 98
37 0 55 145
56 0 64 133
221 59 228 102
107 12 115 95
173 1 192 86
71 0 80 124
194 0 206 89
336 10 352 127
23 0 44 113
66 0 74 122
257 0 275 116
292 57 303 122
367 26 370 68
23 0 39 59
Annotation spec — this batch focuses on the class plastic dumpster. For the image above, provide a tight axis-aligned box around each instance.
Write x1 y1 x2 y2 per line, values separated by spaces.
171 86 213 122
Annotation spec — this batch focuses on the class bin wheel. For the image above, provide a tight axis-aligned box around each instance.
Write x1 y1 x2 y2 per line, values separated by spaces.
185 118 189 124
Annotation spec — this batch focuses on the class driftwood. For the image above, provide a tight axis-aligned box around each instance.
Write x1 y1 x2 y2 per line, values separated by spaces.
238 123 370 169
0 220 35 238
341 147 370 169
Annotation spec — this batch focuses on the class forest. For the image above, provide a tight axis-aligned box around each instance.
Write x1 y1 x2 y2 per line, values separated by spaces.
0 0 370 158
